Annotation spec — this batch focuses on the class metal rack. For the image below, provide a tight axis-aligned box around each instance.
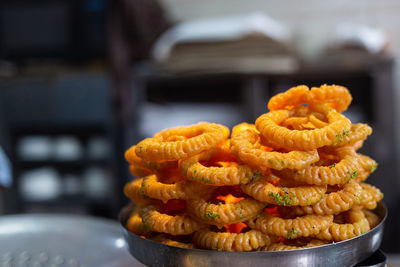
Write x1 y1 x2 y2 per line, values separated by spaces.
0 71 122 218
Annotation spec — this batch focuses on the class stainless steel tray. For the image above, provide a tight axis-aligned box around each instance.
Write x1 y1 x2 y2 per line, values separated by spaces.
0 214 141 267
120 202 387 267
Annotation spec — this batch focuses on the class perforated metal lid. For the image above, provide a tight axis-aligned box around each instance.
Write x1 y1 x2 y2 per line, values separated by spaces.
0 214 142 267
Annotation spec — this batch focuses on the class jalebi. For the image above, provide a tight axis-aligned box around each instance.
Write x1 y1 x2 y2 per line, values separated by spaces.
135 122 229 161
122 83 383 251
141 205 205 235
256 105 352 151
193 229 275 251
187 198 265 226
231 128 319 170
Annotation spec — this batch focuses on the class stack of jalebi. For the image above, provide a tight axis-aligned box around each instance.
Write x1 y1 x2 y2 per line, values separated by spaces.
123 84 383 251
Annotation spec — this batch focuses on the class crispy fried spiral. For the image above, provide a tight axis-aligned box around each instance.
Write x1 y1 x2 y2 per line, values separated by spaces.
141 174 213 203
231 128 319 170
135 122 229 161
267 85 310 111
335 123 372 147
240 176 326 206
187 198 265 226
315 208 370 241
363 209 381 228
126 207 151 236
124 178 157 205
308 84 352 112
356 154 378 182
125 146 177 176
247 212 333 239
151 235 195 248
141 205 205 235
280 106 329 130
129 165 153 178
268 84 352 113
275 153 360 186
359 183 383 209
299 180 363 215
179 147 255 185
256 105 352 151
193 229 275 251
261 239 328 251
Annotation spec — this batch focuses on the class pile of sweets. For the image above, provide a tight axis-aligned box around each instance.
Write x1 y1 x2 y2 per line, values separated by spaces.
123 84 382 251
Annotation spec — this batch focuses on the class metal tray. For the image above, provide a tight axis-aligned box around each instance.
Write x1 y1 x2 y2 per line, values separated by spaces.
0 214 141 267
120 202 387 267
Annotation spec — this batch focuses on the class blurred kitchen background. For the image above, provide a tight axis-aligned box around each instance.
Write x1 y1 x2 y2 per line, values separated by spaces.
0 0 399 253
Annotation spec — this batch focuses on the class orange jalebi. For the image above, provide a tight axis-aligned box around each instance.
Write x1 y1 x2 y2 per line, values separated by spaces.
187 197 265 226
261 239 328 251
240 175 326 206
122 83 382 251
247 212 333 239
193 229 275 251
141 205 205 235
268 84 352 113
231 128 319 170
179 147 255 185
151 234 196 248
140 174 213 203
315 207 370 242
256 105 352 151
135 122 229 161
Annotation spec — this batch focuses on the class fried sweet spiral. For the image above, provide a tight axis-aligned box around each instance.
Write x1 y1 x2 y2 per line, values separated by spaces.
256 105 352 151
356 154 378 182
300 180 363 215
125 146 177 175
315 208 370 241
231 128 319 170
308 84 352 113
126 207 151 236
140 174 213 203
363 209 381 228
124 178 157 205
261 239 328 251
282 117 310 130
240 176 326 206
129 165 153 178
335 123 372 147
135 122 229 161
151 235 195 249
231 122 257 136
141 205 205 235
247 213 333 239
179 147 255 185
268 84 352 112
274 152 360 186
187 198 265 226
193 229 275 251
280 106 329 130
267 85 310 111
359 183 383 209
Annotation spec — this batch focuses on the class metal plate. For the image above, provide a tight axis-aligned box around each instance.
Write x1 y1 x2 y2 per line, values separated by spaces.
120 202 387 267
0 214 140 267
